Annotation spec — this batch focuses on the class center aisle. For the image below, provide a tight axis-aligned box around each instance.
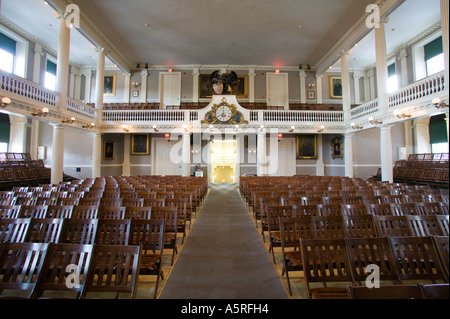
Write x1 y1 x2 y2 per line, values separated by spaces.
159 183 288 299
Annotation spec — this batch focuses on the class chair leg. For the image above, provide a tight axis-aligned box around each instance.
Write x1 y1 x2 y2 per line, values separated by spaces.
284 267 292 296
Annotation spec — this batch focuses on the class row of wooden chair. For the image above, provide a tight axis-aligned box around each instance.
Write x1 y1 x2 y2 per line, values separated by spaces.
281 235 448 298
346 283 449 299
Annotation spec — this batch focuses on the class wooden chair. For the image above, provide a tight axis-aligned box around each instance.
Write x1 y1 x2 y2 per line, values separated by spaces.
431 236 449 283
0 242 49 299
292 204 318 217
345 237 401 286
138 191 157 199
18 205 48 218
124 206 152 220
375 215 413 237
436 215 449 236
46 205 73 218
312 216 345 239
165 198 188 243
383 195 406 204
279 217 313 296
122 198 144 208
144 198 165 208
415 202 445 216
419 283 450 299
341 204 369 216
98 206 126 219
129 219 165 299
59 219 98 245
80 244 141 299
342 215 378 238
151 207 178 265
366 203 393 216
100 198 123 207
0 218 31 243
389 236 447 284
266 205 292 263
95 219 131 245
0 205 22 218
57 197 79 206
78 197 101 207
30 243 94 299
406 216 445 237
316 204 341 217
347 284 423 299
390 203 418 216
25 218 64 243
259 198 280 240
343 196 364 205
362 195 384 204
71 206 99 219
300 238 354 299
322 196 343 205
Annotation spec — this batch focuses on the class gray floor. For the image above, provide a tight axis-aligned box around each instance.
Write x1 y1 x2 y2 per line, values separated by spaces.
159 183 289 299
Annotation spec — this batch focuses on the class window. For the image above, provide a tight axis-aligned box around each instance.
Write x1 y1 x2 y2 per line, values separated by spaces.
387 62 398 93
429 114 448 153
424 36 444 76
0 33 16 73
45 59 57 91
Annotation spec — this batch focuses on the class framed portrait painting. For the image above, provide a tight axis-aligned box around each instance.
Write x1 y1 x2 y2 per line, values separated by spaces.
199 74 248 98
307 91 316 100
331 137 343 159
103 141 115 160
131 134 149 155
103 74 117 96
296 135 317 159
329 76 342 99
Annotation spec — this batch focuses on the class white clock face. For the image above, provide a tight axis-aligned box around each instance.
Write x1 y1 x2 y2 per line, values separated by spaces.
216 105 232 122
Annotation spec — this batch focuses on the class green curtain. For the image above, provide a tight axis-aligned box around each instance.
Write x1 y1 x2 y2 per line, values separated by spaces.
46 60 57 76
429 114 448 144
424 36 443 61
0 33 16 55
388 63 396 77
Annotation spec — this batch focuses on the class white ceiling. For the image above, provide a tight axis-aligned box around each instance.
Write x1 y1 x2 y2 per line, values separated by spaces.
0 0 443 71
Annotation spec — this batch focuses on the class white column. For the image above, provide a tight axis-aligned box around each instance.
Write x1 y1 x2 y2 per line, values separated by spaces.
399 49 409 87
51 124 65 185
92 132 102 178
32 44 43 84
404 121 413 158
95 48 106 113
341 51 351 123
30 120 40 160
8 115 28 153
249 68 256 103
316 134 325 176
353 72 362 105
69 69 75 99
299 70 307 104
181 133 191 177
257 131 266 176
122 133 131 176
316 74 323 104
369 70 376 101
375 21 388 114
344 133 354 178
441 0 449 87
56 16 71 110
123 72 131 103
82 69 92 104
141 69 148 103
380 125 393 183
192 68 199 103
364 73 371 102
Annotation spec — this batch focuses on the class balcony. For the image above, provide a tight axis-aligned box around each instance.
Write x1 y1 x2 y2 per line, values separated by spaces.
1 69 448 134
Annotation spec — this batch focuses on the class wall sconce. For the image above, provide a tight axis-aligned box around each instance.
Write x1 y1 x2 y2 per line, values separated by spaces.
168 68 173 73
248 150 257 154
317 125 325 133
191 150 199 154
368 117 383 125
31 107 49 117
432 98 448 109
234 125 240 131
153 125 159 132
82 122 95 129
62 117 76 124
275 69 280 74
1 97 11 109
122 124 129 132
289 126 295 132
393 110 411 119
351 122 363 130
259 125 265 131
131 82 140 87
308 83 315 89
183 125 188 132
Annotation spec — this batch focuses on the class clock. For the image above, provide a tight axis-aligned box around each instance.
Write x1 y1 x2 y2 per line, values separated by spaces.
215 105 232 122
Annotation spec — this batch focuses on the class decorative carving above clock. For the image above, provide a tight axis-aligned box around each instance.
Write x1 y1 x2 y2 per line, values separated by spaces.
201 97 248 125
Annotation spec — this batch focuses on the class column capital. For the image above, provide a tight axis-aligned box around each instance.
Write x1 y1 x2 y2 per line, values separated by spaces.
299 69 306 77
141 69 149 77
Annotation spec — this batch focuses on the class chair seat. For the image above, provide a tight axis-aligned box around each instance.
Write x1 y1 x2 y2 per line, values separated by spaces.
285 251 303 267
311 287 349 299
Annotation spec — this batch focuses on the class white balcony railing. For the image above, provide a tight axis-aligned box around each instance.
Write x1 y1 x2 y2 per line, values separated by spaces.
66 97 97 119
102 110 192 122
0 71 59 107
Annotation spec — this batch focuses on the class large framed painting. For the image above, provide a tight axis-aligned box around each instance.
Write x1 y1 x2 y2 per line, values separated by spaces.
103 74 117 96
103 141 115 160
296 134 317 159
199 74 248 98
131 134 149 155
329 76 342 99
